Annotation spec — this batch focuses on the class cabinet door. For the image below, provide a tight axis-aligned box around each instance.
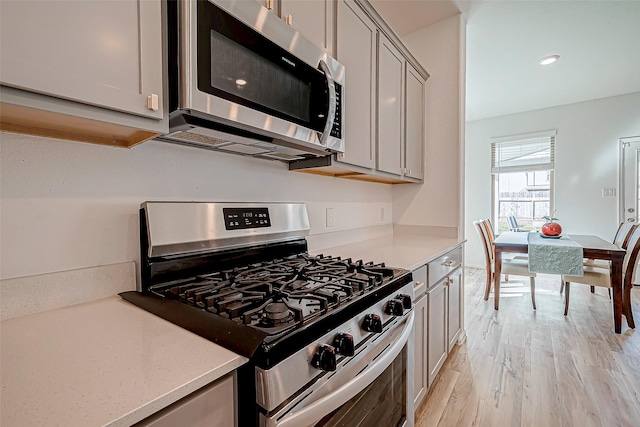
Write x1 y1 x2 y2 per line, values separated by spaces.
405 63 425 180
336 0 377 168
412 294 428 408
0 0 163 120
377 33 404 175
427 281 447 387
280 0 333 54
137 374 235 426
447 269 462 351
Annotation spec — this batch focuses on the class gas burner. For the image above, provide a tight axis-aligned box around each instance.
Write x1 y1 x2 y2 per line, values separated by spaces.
264 302 290 320
256 302 296 328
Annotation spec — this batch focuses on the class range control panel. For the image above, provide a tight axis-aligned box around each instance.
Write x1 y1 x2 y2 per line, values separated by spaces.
223 207 271 230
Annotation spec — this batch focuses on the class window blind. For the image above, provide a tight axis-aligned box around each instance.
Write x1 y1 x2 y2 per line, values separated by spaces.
491 131 555 174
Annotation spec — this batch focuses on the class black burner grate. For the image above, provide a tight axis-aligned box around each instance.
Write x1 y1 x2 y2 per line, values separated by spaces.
152 254 398 335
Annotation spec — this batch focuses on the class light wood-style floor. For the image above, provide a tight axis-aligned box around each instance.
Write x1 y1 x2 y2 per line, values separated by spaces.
415 267 640 427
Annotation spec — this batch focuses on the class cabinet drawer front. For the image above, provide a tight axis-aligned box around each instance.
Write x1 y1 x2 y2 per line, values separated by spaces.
428 247 462 287
413 265 427 298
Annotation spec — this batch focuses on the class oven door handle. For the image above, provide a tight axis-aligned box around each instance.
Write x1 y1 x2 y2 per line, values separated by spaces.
318 60 336 146
273 311 415 427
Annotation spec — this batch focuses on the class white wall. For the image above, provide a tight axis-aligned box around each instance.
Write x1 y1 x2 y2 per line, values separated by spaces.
392 14 465 234
0 133 392 279
465 91 640 267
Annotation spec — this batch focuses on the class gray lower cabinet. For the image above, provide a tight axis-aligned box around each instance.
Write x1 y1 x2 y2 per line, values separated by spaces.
412 293 428 407
135 373 236 427
427 278 448 387
447 268 463 351
411 265 428 407
425 246 464 388
0 0 166 147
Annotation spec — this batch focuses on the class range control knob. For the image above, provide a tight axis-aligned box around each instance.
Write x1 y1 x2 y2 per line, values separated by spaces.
386 299 404 316
396 294 412 309
362 313 383 333
333 333 355 356
311 344 337 371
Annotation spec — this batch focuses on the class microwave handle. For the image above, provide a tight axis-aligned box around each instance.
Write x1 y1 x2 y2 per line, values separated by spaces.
318 60 337 146
271 311 414 427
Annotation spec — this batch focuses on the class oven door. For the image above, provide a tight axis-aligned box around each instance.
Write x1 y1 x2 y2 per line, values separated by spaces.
260 312 415 427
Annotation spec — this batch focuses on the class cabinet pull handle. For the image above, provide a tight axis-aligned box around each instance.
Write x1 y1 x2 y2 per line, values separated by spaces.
266 0 273 10
147 94 159 111
442 259 455 267
285 14 293 25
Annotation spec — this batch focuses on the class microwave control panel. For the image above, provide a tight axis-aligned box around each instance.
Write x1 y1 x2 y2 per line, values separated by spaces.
330 82 342 139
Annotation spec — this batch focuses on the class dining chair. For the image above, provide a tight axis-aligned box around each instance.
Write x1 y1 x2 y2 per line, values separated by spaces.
473 220 538 309
584 222 636 268
480 219 519 275
507 215 528 232
560 222 637 295
561 225 640 320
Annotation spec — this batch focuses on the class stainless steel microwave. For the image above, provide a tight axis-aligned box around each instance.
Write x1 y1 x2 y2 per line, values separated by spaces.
158 0 345 161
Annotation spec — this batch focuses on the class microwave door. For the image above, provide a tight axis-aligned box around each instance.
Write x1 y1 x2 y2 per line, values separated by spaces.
318 60 336 147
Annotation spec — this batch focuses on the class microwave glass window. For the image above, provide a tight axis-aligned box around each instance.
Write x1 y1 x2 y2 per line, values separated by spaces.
210 30 311 123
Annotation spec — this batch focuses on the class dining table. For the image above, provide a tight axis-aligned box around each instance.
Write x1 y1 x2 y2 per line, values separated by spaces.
492 232 630 333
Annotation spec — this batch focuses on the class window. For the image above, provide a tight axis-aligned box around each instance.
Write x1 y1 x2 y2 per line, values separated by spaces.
491 131 556 233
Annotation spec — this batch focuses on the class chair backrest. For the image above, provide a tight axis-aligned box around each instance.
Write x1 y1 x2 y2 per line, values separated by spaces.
473 220 493 268
481 219 495 241
623 226 640 286
484 218 496 237
613 222 636 249
507 215 519 231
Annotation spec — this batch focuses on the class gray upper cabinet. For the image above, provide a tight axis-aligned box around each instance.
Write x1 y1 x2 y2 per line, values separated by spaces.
280 0 334 54
377 33 405 175
335 0 377 169
405 63 425 180
288 0 429 184
0 0 166 147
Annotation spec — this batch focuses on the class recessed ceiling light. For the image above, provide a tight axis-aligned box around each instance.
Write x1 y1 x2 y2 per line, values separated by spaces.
539 55 560 66
236 79 247 86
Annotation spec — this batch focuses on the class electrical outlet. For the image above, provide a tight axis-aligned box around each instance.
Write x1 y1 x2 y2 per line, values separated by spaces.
379 207 385 222
326 208 334 227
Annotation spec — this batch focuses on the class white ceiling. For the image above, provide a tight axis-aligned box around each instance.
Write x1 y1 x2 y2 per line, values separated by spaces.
369 0 640 122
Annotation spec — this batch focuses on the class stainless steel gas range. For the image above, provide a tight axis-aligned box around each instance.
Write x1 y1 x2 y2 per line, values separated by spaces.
121 202 415 426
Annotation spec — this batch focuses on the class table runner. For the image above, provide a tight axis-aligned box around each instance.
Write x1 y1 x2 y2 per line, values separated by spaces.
527 233 584 276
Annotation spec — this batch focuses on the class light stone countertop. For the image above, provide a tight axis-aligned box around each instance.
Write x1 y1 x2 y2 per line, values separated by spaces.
310 231 464 271
0 231 462 426
0 296 247 427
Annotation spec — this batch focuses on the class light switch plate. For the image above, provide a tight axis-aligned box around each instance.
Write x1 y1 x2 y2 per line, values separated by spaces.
602 188 616 197
326 208 334 227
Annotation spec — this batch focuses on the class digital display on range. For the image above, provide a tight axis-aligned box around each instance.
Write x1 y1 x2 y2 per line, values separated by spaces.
223 207 271 230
